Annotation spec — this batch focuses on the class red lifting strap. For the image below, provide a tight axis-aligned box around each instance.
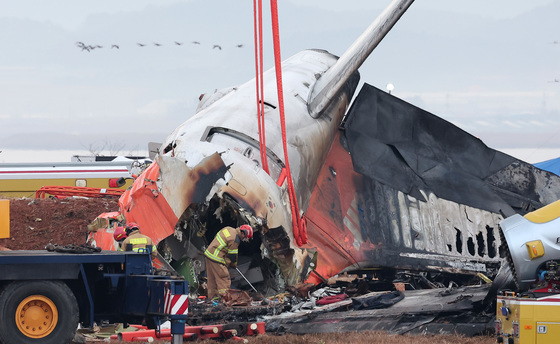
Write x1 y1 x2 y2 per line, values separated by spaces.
35 185 125 199
269 0 307 246
253 0 270 174
252 0 308 246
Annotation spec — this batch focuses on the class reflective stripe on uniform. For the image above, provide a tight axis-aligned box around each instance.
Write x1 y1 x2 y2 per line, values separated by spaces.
209 234 227 262
133 246 154 253
204 228 236 264
204 249 226 264
130 238 148 245
228 248 238 254
216 233 227 249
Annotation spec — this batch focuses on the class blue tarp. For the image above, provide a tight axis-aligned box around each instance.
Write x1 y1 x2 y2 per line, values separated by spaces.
534 157 560 176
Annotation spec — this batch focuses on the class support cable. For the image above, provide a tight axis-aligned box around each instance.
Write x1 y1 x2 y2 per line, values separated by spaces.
269 0 307 245
253 0 270 174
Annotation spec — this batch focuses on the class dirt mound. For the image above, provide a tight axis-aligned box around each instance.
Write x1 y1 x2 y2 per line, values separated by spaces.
0 197 119 250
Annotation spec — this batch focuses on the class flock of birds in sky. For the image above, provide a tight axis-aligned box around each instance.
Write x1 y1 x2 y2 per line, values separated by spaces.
75 41 244 51
74 40 559 83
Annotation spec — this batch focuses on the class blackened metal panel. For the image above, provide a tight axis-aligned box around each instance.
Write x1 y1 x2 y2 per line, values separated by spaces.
305 131 504 283
344 83 560 217
357 177 503 274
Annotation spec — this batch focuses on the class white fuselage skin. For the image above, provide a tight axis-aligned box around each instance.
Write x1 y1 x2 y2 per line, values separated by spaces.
156 50 357 279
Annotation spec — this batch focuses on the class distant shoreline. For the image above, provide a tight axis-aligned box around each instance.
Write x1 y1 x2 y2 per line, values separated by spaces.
0 148 557 165
0 149 150 164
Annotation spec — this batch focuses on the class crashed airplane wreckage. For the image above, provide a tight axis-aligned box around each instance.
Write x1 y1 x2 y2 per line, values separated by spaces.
88 0 560 307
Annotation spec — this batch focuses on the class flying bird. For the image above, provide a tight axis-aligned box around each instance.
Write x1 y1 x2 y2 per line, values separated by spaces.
137 43 146 47
192 41 201 45
174 41 183 45
213 45 222 50
111 44 119 49
75 42 90 51
153 42 162 47
236 44 244 48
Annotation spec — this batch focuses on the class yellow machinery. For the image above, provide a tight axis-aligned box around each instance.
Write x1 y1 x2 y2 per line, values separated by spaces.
0 199 8 239
0 160 141 198
495 199 560 343
496 291 560 344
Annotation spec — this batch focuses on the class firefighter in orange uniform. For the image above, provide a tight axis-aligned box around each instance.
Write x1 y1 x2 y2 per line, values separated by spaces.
120 222 157 260
204 224 253 300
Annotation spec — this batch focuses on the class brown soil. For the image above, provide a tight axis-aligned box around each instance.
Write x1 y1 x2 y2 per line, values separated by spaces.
0 197 118 250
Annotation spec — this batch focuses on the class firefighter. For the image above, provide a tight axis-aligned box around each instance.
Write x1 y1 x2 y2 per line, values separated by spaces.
204 224 253 300
120 222 157 259
113 226 127 250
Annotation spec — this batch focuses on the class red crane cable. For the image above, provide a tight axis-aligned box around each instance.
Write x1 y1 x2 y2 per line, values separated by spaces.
269 0 307 246
253 0 270 174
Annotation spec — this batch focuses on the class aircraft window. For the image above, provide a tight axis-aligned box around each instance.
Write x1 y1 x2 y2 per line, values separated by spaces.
262 101 276 109
243 147 253 158
467 237 475 256
455 228 463 254
163 141 177 155
486 226 497 258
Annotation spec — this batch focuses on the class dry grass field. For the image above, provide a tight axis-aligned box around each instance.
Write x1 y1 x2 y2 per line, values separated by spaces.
116 331 496 344
210 332 495 344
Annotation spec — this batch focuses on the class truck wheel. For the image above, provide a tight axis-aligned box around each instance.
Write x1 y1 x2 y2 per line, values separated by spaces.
0 280 78 344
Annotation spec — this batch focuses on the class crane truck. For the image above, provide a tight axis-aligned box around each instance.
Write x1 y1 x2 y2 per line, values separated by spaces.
0 248 189 344
495 199 560 344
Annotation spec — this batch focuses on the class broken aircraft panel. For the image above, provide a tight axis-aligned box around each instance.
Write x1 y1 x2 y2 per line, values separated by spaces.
265 285 493 336
345 84 560 216
303 83 560 285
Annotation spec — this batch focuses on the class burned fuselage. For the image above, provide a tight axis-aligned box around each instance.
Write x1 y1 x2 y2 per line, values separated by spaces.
157 47 360 286
88 48 359 292
302 84 560 286
88 0 560 298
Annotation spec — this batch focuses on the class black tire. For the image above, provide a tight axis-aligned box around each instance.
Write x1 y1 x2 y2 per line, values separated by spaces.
0 280 79 344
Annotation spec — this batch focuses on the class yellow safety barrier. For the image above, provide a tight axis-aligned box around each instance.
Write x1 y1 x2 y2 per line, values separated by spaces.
0 199 9 239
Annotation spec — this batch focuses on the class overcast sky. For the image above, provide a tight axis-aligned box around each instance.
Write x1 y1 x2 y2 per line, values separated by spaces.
0 0 559 163
0 0 555 27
